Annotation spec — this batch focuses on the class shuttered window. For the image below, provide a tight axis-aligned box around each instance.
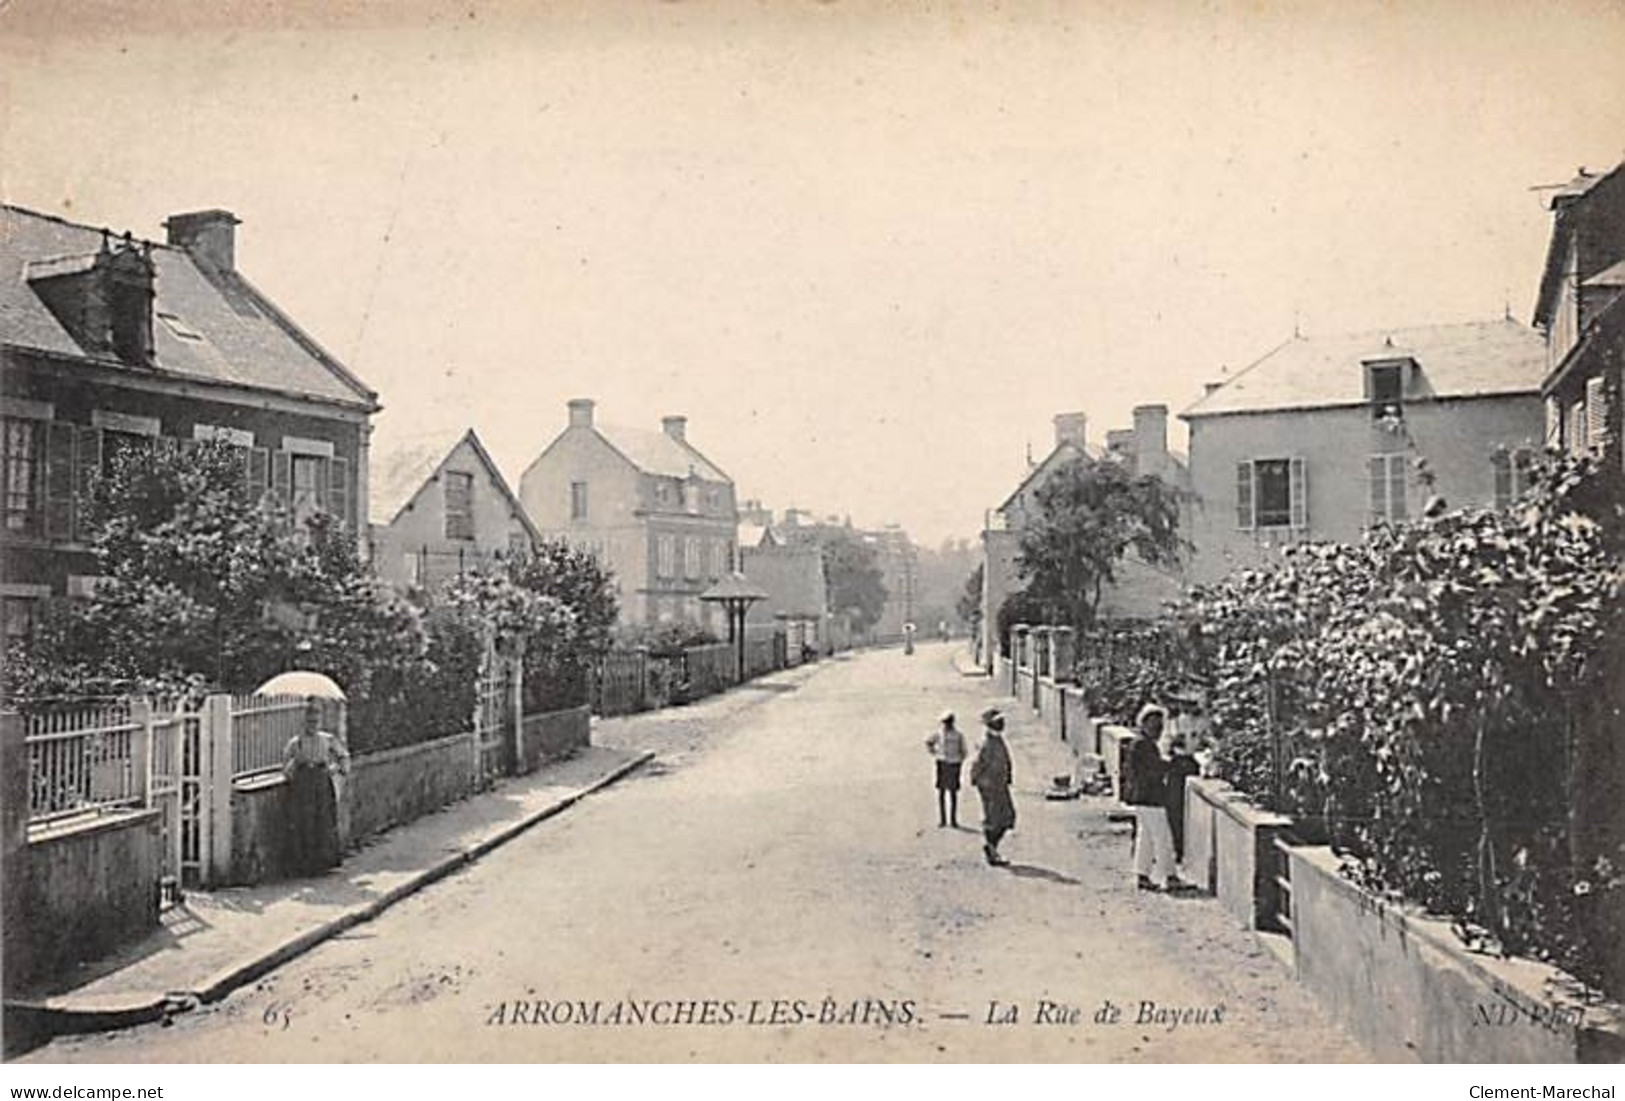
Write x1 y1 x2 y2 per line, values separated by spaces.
1585 375 1610 452
1237 457 1308 531
2 418 42 535
1491 447 1535 510
1368 454 1408 525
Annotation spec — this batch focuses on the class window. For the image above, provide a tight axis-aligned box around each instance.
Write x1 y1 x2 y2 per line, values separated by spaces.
1 595 41 643
709 539 726 580
3 418 42 533
1368 454 1408 525
684 536 701 579
290 453 324 524
1569 400 1588 456
444 471 474 541
656 534 676 579
571 481 589 521
1236 458 1305 530
1492 447 1535 509
1365 359 1412 421
1369 365 1404 419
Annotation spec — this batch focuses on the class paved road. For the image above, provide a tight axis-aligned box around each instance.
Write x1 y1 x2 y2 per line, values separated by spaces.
32 643 1365 1062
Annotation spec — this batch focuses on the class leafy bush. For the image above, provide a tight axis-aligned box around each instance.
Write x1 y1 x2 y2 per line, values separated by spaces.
1187 452 1624 996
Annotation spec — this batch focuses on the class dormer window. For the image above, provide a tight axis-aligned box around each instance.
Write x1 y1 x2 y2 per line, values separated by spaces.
1364 357 1414 421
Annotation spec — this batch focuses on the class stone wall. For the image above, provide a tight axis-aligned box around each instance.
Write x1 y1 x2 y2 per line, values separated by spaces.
347 731 477 845
8 812 161 993
1286 845 1625 1063
517 706 591 775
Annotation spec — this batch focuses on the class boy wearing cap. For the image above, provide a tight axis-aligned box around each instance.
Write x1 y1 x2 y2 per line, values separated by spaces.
925 710 967 828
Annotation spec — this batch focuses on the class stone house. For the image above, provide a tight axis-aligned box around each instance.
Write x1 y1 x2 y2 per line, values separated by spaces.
1533 162 1624 471
737 509 830 656
518 399 738 632
368 427 540 592
979 405 1188 665
0 205 379 642
1179 319 1547 587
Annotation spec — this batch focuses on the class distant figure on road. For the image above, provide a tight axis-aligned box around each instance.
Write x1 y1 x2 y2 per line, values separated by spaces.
970 707 1015 866
925 710 967 828
1164 734 1201 864
938 620 950 643
1123 704 1179 891
282 699 351 876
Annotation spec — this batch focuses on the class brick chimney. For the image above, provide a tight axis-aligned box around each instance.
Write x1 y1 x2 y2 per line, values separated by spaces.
1053 412 1087 450
1132 404 1169 479
662 415 688 443
567 398 595 428
163 209 240 274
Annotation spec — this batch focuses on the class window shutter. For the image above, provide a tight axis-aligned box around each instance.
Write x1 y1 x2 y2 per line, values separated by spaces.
271 450 292 502
1368 456 1387 524
1544 398 1561 448
247 447 270 502
1570 401 1587 456
1235 461 1254 530
45 422 75 541
74 426 101 541
330 456 351 530
1288 457 1307 530
1491 450 1512 509
1387 455 1407 521
1586 375 1609 451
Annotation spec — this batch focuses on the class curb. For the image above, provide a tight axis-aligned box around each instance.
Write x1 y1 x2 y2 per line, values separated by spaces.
5 750 655 1047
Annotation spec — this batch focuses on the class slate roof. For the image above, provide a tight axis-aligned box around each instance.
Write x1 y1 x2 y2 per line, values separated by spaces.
1533 162 1625 329
369 426 538 541
0 204 376 409
1181 320 1547 419
595 423 729 482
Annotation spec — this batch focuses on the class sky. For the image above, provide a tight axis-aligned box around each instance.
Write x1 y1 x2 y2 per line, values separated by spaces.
2 0 1623 547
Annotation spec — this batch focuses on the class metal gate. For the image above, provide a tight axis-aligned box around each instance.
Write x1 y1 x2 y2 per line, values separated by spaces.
472 642 514 786
146 700 202 901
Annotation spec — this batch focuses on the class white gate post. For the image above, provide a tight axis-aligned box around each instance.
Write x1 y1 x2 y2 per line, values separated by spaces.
203 693 235 886
509 648 525 777
130 697 152 805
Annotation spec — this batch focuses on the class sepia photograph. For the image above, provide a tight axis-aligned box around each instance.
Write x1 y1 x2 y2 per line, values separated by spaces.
1 0 1623 1076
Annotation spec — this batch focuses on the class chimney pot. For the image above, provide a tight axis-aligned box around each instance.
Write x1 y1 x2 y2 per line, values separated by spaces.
164 209 240 273
567 398 595 428
662 415 688 443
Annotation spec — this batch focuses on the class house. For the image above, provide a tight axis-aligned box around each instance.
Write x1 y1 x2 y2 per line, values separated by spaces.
1179 319 1548 586
0 205 379 642
518 399 738 632
736 505 831 657
1533 162 1624 471
978 405 1189 664
368 427 540 591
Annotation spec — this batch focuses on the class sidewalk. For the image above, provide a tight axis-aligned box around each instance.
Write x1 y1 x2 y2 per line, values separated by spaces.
5 743 653 1045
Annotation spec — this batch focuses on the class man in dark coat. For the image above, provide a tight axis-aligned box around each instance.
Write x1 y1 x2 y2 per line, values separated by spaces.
970 707 1015 866
1124 703 1179 891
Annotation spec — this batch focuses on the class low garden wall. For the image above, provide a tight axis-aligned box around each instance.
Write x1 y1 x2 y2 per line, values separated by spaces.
1099 724 1136 802
517 705 591 775
230 775 293 885
1182 776 1222 892
1035 677 1062 728
1286 845 1625 1063
347 730 478 845
9 811 162 992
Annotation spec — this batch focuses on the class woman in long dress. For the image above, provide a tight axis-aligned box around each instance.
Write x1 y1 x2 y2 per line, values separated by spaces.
969 708 1015 866
282 700 351 875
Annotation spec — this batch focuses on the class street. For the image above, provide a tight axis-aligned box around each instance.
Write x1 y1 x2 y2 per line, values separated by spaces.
30 643 1366 1063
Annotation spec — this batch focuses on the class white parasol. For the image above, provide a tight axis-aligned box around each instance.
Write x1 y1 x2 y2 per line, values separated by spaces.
252 670 347 700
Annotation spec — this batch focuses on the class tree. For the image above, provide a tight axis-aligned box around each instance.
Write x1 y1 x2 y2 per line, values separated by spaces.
507 540 620 710
956 563 983 632
816 529 888 633
1015 458 1185 628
